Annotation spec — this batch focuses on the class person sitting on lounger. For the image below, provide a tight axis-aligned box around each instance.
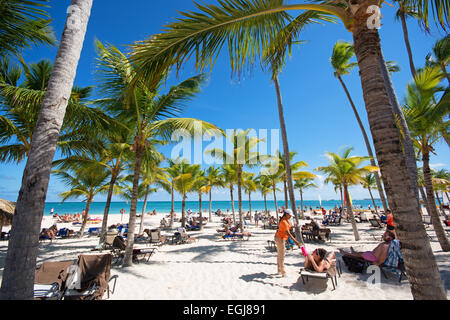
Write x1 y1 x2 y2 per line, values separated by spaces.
338 231 395 266
304 248 335 273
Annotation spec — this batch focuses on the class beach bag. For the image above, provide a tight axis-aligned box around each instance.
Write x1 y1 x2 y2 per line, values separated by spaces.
342 255 365 273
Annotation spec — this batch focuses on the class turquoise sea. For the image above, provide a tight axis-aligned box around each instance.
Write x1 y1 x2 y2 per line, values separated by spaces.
44 199 385 216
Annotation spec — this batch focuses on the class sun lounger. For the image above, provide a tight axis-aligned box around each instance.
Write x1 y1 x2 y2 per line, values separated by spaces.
63 254 118 300
108 235 156 264
172 228 196 244
88 227 101 237
144 228 167 246
369 218 384 229
221 232 251 241
34 260 76 300
299 259 342 291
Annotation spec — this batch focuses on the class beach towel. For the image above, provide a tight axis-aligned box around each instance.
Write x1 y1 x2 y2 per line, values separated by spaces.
35 261 75 289
72 254 112 300
342 255 366 273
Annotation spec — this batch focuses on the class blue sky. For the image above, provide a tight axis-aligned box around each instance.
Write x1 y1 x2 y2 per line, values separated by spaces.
0 0 449 203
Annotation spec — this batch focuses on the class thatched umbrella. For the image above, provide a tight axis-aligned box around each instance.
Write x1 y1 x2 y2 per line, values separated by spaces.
0 198 15 234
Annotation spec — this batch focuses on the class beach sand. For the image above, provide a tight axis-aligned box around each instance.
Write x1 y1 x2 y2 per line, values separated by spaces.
0 211 449 300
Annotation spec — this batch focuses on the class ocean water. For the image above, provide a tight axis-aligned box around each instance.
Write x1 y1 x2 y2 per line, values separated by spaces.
44 199 384 216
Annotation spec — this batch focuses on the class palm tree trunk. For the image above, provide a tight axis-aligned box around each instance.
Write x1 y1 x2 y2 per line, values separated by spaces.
230 183 236 225
272 181 279 222
339 185 344 215
100 173 118 244
379 49 420 207
0 0 93 300
264 194 267 215
283 178 288 208
139 185 150 235
170 183 174 227
209 188 212 222
300 189 304 217
399 11 416 78
199 192 203 231
367 186 379 217
248 191 252 220
422 152 450 251
79 196 93 238
181 194 186 228
343 184 360 241
273 76 301 239
352 14 446 299
123 143 144 267
237 165 244 232
337 74 388 212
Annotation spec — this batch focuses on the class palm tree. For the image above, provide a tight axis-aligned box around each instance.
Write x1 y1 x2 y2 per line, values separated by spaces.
138 158 168 234
162 159 182 228
256 174 272 215
0 0 93 300
172 160 202 228
403 66 450 251
243 172 257 218
0 59 111 163
361 173 380 217
261 162 283 222
53 164 110 238
331 40 388 212
426 35 450 85
130 0 448 300
0 0 55 57
192 169 209 230
292 165 317 219
205 166 225 222
221 164 238 224
393 0 420 77
207 129 267 232
95 40 221 266
316 147 378 241
293 176 317 216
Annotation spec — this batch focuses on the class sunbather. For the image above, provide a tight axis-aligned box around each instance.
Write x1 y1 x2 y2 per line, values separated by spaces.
338 231 395 266
304 248 335 273
223 226 251 237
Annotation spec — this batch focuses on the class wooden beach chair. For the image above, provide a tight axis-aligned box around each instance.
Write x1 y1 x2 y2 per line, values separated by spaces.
144 228 166 246
109 236 156 264
299 259 342 291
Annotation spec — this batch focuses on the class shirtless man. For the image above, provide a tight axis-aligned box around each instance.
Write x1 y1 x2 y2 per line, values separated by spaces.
338 231 395 266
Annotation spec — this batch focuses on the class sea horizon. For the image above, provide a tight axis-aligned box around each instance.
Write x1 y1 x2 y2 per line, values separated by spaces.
44 199 385 216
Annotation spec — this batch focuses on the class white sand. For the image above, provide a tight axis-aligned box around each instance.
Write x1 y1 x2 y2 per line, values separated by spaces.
1 211 449 299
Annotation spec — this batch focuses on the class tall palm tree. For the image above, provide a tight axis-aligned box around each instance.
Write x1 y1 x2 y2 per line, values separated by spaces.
331 40 388 212
192 169 209 230
403 66 450 251
162 159 182 228
130 0 448 300
243 172 257 218
221 164 238 224
261 162 283 222
293 176 317 216
256 174 272 215
172 160 202 228
0 0 55 57
95 40 220 266
316 147 378 241
207 129 267 232
393 0 420 77
205 166 225 222
361 173 380 217
0 0 93 300
138 158 168 234
53 164 110 238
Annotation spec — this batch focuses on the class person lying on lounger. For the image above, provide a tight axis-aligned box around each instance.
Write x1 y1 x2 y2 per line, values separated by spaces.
304 248 335 273
223 226 251 237
338 231 395 266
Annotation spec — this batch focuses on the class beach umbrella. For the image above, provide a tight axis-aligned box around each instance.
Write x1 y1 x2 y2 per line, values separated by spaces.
0 198 16 232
